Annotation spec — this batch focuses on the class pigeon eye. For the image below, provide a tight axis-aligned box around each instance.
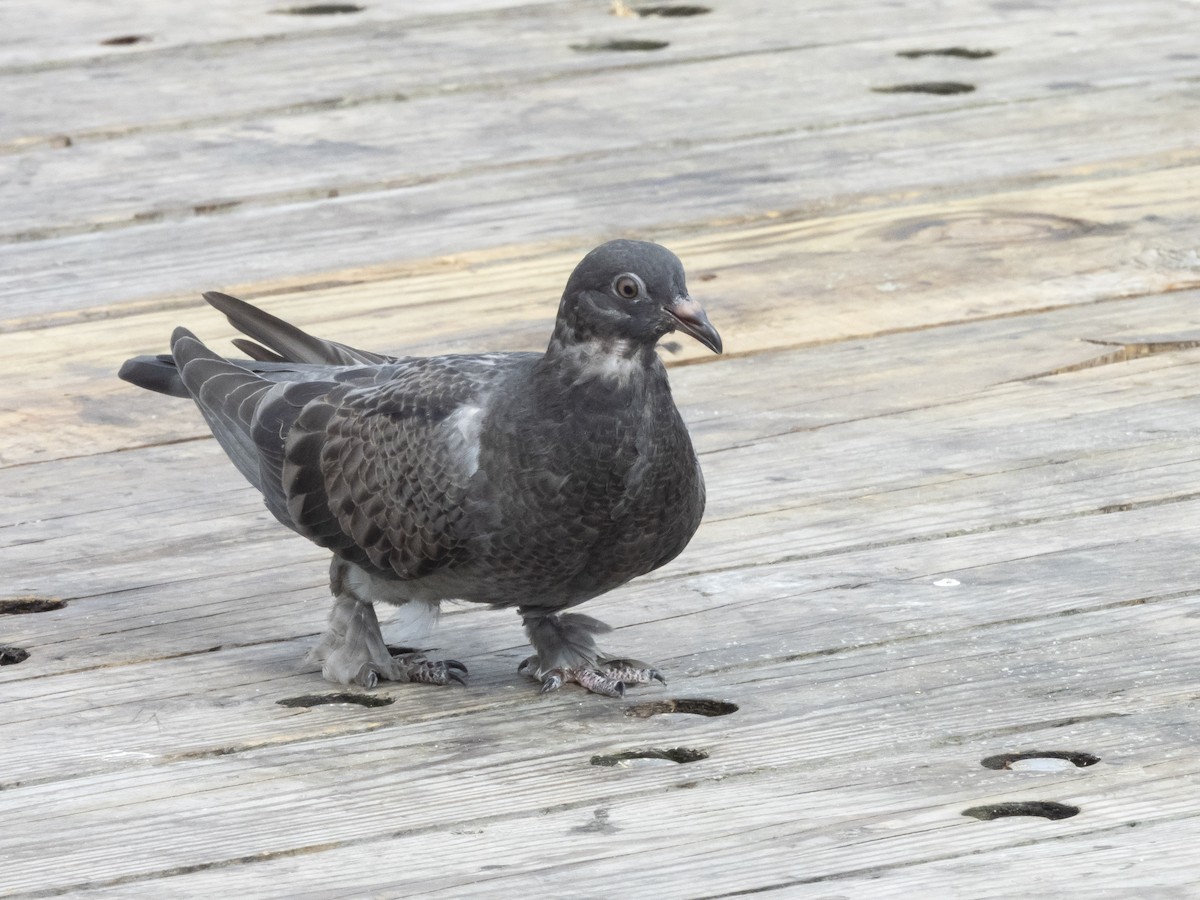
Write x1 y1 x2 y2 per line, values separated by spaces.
614 275 641 300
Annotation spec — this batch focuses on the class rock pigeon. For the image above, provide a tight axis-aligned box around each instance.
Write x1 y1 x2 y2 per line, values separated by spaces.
119 240 722 697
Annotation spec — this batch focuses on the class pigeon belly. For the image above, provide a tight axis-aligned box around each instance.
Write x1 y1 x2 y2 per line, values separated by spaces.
426 365 705 610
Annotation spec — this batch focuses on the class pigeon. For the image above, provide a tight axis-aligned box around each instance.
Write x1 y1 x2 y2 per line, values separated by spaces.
119 240 722 697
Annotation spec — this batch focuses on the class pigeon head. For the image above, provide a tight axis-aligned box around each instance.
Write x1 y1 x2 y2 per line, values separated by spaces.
552 240 722 356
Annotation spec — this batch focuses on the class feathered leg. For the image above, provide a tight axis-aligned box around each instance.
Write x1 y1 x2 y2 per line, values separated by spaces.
518 611 666 698
307 558 467 688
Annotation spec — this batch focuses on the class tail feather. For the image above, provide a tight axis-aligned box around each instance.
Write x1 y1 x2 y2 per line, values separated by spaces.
231 337 287 363
171 327 275 491
204 291 395 366
118 354 188 398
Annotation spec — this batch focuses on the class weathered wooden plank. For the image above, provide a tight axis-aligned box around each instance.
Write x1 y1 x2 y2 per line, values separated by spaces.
3 593 1197 895
4 292 1197 674
11 15 1200 239
8 0 1194 145
4 495 1198 787
5 93 1200 319
3 174 1199 468
4 0 1199 893
4 291 1198 793
0 0 571 69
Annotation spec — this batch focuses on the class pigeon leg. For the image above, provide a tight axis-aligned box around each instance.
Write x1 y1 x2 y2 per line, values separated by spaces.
309 569 467 688
519 612 666 697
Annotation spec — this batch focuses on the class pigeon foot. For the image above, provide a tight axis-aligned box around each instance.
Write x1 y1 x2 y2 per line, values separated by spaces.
519 655 665 698
311 590 465 688
389 650 469 688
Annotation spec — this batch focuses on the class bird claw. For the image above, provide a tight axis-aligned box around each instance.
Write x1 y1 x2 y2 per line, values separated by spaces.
519 655 661 698
394 651 469 686
598 657 667 686
351 653 467 688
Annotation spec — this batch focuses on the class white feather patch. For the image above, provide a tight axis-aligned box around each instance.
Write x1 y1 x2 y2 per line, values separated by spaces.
443 405 483 476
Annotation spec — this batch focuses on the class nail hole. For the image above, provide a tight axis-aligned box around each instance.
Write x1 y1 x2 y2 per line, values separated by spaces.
277 692 394 708
101 35 150 46
591 747 708 767
981 751 1100 771
962 801 1079 821
625 698 738 718
571 39 670 52
897 47 995 59
0 647 30 666
274 3 363 13
872 82 975 95
636 4 711 15
0 596 66 615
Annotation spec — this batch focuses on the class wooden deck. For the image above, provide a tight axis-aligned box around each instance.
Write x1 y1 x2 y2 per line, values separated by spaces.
4 0 1200 895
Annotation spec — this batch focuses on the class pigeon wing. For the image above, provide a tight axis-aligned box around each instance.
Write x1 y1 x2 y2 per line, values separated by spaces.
171 327 503 580
271 356 503 580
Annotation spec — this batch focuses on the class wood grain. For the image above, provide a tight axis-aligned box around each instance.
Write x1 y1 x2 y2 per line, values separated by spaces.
3 0 1200 895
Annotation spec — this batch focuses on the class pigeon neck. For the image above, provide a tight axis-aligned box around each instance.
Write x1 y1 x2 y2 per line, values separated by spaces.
541 321 659 389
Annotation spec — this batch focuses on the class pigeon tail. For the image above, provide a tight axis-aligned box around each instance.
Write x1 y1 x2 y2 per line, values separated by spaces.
118 354 189 398
170 327 278 492
204 291 394 367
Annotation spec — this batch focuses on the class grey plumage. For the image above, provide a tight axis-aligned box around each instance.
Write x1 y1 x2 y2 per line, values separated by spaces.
119 240 722 696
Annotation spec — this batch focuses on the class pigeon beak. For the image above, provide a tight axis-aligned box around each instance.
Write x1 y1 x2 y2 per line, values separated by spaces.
667 296 723 354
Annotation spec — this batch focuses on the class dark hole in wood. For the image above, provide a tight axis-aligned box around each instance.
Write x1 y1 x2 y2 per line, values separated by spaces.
872 82 975 95
897 47 995 59
962 801 1079 821
981 750 1100 770
277 692 394 708
590 747 708 766
0 597 66 615
625 698 738 718
276 3 364 13
101 35 150 46
0 647 30 666
637 4 711 15
571 39 670 52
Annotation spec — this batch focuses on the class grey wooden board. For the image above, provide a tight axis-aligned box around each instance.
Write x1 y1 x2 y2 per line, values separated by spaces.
5 0 1200 316
7 0 1193 141
0 0 570 69
4 288 1200 894
5 0 1200 894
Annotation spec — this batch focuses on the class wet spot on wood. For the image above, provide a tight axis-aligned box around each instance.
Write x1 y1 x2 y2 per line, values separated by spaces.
571 39 670 52
897 47 996 59
636 4 710 15
591 747 708 766
101 35 151 46
963 801 1079 820
275 3 364 14
277 692 394 708
873 82 976 95
625 698 738 718
982 750 1100 771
